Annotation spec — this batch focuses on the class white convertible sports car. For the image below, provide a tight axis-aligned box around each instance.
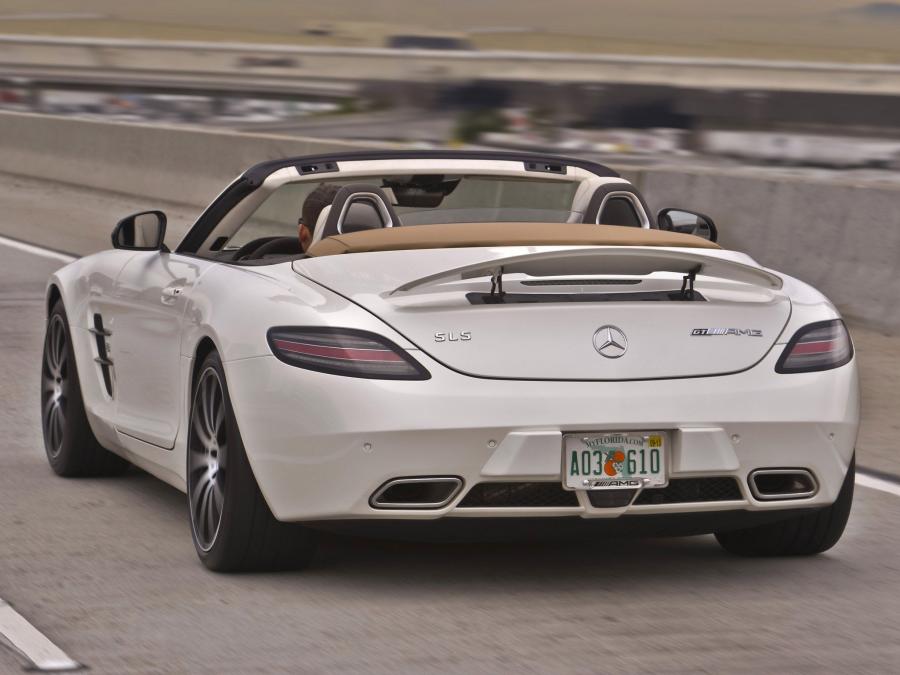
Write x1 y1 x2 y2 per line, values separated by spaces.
42 151 858 571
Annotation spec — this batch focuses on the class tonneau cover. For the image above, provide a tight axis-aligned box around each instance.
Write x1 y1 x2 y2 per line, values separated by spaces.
306 222 721 257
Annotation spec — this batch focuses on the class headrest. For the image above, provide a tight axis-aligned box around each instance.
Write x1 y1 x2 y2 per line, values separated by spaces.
319 184 400 241
583 183 652 228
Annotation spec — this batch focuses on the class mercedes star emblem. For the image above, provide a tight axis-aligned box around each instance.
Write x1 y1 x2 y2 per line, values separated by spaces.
593 325 628 359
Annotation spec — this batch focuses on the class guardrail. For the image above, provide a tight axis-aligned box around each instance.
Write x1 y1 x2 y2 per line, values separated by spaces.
0 110 897 330
4 34 900 95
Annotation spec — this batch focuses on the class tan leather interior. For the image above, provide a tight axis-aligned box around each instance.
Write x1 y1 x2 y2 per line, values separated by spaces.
307 222 722 257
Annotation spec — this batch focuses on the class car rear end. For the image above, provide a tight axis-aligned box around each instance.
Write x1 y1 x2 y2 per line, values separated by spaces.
225 243 858 533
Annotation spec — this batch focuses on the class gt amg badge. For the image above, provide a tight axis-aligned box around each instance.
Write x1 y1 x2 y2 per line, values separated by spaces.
588 479 642 488
692 328 764 337
593 325 628 358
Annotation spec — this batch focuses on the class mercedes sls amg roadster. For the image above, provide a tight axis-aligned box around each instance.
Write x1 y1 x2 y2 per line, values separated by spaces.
41 151 858 571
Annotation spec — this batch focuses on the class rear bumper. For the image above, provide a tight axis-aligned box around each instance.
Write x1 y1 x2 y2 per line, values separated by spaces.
224 349 859 523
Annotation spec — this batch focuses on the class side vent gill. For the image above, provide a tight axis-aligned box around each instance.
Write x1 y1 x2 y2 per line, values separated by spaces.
91 314 113 397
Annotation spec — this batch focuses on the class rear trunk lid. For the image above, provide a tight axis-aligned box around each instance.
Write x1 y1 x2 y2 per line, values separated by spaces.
294 246 790 380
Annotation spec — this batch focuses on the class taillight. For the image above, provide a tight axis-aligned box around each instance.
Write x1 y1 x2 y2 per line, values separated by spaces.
776 320 853 374
267 327 430 380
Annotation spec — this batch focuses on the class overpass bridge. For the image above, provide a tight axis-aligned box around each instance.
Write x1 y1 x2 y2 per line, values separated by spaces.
5 34 900 99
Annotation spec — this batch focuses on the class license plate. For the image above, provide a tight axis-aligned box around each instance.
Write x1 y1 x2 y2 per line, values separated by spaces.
563 432 668 490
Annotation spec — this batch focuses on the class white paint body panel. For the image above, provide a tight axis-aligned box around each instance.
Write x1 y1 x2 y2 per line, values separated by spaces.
110 252 213 447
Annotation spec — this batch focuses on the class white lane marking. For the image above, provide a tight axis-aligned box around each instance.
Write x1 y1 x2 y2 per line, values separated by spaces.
856 471 900 498
0 235 77 264
0 600 81 671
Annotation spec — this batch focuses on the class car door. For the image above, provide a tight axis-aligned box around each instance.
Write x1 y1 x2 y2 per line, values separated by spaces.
110 251 211 449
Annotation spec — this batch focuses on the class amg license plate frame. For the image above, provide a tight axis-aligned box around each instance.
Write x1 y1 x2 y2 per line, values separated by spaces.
563 431 669 491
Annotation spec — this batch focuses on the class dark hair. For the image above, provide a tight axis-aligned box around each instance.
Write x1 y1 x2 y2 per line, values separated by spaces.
301 183 341 229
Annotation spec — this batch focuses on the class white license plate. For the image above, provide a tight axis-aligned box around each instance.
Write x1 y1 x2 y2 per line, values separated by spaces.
563 432 668 490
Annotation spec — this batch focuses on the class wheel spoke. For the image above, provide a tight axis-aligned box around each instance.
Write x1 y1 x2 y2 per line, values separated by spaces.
52 322 63 370
200 479 215 540
57 325 66 364
200 377 210 430
205 377 217 436
192 413 214 450
42 375 56 393
46 333 58 374
57 347 68 377
47 403 60 450
212 480 225 513
211 383 220 418
47 324 57 370
55 404 66 436
44 349 56 377
208 484 220 534
45 316 68 379
214 404 225 443
197 485 207 539
188 464 208 492
197 477 213 524
197 379 207 433
50 403 59 434
53 406 63 448
190 469 211 514
205 483 217 539
42 395 55 422
44 403 55 444
200 482 214 541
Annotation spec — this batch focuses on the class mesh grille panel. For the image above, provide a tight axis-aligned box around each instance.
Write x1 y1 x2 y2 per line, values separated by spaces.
458 482 579 508
587 489 637 508
633 477 743 505
457 478 743 509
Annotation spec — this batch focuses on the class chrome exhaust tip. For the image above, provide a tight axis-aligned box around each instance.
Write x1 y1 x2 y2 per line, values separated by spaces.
370 476 463 509
749 469 818 501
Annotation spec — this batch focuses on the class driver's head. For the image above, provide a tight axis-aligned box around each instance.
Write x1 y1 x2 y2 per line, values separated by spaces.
298 183 341 252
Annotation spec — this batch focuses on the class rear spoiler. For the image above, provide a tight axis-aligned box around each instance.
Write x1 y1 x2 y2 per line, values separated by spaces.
389 247 783 295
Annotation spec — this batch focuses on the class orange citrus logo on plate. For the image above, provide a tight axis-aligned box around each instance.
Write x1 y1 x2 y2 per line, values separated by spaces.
604 450 626 476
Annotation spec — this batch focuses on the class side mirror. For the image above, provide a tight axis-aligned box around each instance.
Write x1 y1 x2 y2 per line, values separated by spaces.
112 210 167 251
658 208 718 242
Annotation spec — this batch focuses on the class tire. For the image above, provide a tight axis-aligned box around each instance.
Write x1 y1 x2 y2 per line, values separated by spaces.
715 457 855 557
41 300 130 477
187 350 317 572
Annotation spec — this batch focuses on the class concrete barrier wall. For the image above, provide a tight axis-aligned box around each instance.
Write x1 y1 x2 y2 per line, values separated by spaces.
0 111 387 208
0 111 897 330
629 168 900 330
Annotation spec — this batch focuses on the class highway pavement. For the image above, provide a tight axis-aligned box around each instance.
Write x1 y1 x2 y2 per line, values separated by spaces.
1 239 899 674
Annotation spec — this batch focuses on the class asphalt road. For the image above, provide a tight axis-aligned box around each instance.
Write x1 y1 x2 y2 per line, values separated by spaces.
1 241 899 674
